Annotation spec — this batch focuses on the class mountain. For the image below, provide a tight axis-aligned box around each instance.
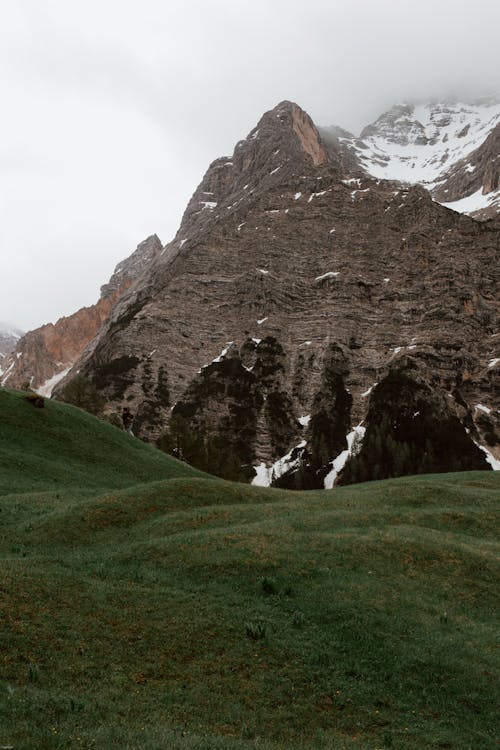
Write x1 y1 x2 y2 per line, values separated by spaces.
0 322 23 366
323 97 500 219
53 100 500 488
0 234 162 394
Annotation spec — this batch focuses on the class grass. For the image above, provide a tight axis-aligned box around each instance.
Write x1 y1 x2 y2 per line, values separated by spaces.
0 388 206 495
0 388 499 749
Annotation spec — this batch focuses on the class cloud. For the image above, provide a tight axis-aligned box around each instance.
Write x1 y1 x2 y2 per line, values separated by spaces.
1 0 499 329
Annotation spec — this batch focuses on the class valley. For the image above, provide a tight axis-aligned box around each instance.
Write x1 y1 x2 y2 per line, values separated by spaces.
0 389 498 749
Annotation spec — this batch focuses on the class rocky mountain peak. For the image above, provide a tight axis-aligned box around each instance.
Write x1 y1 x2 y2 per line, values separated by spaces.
100 234 162 298
361 98 500 147
267 100 329 166
172 101 332 248
360 102 426 145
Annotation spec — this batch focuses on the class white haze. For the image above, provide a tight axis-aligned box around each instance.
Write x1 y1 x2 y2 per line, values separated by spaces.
1 0 499 330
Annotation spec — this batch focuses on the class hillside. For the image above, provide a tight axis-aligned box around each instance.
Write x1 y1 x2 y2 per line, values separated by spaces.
0 388 205 495
0 391 499 749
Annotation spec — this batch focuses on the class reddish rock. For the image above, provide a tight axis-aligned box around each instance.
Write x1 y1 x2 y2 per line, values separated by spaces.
1 235 162 393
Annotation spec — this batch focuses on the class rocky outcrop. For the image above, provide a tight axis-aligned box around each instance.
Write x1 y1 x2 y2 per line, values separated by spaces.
57 100 499 486
338 360 491 485
100 234 163 298
1 235 162 393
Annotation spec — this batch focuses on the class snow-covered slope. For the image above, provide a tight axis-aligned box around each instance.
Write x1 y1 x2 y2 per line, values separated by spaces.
334 98 500 219
440 187 500 216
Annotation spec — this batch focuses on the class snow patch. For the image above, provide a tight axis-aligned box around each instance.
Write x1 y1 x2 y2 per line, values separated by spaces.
200 201 217 210
1 361 16 385
488 358 499 368
324 425 366 489
36 368 71 398
475 403 492 414
298 415 311 427
257 317 268 325
441 188 498 214
199 342 234 372
251 440 307 487
476 443 500 471
308 190 328 203
351 188 370 201
315 271 339 282
294 192 302 200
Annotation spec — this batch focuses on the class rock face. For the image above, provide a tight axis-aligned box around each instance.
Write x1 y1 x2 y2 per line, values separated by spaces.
57 100 500 487
327 97 500 220
1 235 162 394
433 122 500 219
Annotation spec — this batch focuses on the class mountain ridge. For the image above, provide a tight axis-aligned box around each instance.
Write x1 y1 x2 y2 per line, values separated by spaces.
0 234 162 394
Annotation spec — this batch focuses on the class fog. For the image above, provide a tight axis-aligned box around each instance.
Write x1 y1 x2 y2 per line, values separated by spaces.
1 0 498 330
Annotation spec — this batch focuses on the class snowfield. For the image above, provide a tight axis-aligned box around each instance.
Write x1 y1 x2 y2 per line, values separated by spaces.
352 99 500 189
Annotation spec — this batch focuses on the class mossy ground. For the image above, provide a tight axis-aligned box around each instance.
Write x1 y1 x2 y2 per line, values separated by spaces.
0 389 498 749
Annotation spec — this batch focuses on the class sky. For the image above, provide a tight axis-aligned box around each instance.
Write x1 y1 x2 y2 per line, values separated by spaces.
1 0 499 331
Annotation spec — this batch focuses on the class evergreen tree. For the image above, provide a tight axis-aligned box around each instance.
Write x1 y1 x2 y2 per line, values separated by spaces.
59 374 105 416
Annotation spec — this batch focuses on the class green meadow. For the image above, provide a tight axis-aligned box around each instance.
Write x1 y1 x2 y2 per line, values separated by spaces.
0 388 498 749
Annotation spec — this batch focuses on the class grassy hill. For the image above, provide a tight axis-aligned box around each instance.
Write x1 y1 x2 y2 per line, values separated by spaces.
0 388 499 749
0 388 206 495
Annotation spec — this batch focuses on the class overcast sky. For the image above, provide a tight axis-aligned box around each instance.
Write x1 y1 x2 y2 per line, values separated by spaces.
1 0 499 331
